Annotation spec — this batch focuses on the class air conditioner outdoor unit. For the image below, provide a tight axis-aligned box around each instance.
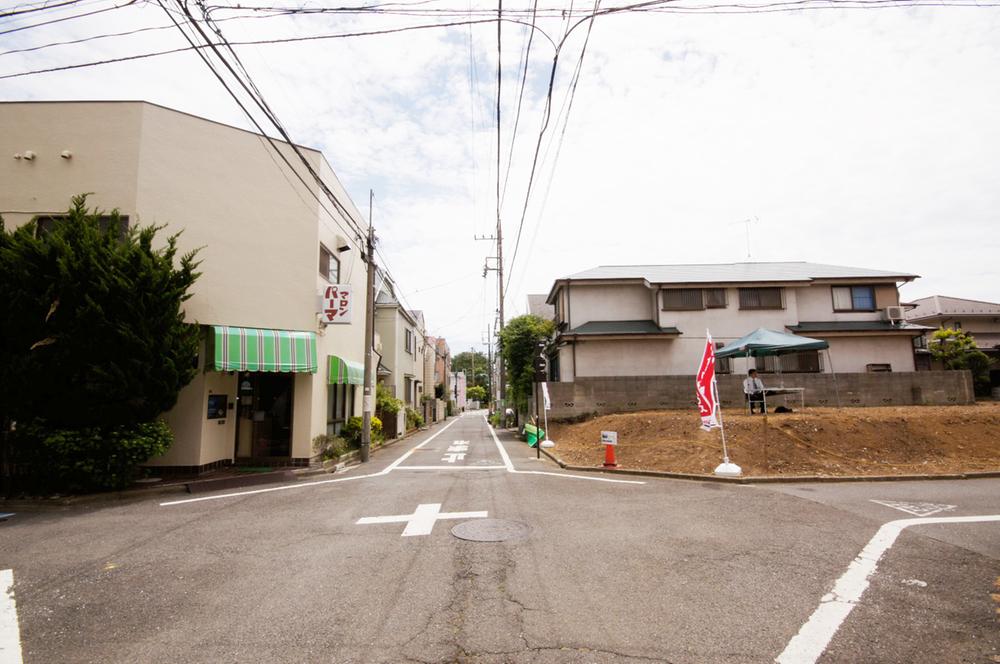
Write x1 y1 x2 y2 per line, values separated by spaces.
884 305 905 324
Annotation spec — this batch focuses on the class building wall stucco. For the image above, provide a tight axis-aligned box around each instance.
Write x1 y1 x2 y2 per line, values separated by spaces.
569 284 652 327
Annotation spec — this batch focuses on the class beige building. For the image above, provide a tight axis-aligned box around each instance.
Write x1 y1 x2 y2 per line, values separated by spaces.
374 273 425 435
1 100 371 472
544 262 929 380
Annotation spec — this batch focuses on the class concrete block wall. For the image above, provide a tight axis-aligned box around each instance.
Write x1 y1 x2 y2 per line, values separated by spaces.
544 371 974 419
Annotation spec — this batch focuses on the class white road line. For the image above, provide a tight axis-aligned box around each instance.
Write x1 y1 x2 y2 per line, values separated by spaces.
482 415 645 485
1 569 23 664
356 503 488 536
395 465 508 471
160 416 463 506
776 514 1000 664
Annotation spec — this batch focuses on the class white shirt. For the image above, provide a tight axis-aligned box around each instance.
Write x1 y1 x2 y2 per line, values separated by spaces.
743 377 764 394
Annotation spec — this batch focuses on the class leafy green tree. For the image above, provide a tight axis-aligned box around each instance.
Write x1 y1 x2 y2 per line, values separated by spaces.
467 385 487 402
499 314 555 411
1 195 201 491
452 351 489 388
930 328 995 396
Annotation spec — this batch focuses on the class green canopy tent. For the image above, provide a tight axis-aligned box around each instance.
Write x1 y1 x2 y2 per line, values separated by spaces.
715 328 840 408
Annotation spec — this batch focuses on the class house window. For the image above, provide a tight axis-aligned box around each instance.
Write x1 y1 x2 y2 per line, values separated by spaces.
866 363 892 372
35 214 129 240
754 351 822 373
327 384 355 435
739 287 783 310
715 343 731 374
705 288 727 309
912 335 928 350
404 329 415 354
319 245 340 282
661 289 704 310
832 286 876 312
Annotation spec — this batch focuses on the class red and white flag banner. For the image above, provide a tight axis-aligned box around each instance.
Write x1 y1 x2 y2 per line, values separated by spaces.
696 331 721 431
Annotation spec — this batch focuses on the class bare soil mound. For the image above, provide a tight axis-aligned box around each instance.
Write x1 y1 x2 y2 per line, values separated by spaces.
546 403 1000 477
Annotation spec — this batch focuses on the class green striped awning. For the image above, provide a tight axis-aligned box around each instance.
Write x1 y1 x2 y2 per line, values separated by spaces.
328 355 365 385
210 326 318 373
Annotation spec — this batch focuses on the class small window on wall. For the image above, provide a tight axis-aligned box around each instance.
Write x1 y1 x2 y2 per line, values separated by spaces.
327 384 355 435
739 287 783 310
35 214 129 240
832 286 875 312
319 245 340 283
866 363 892 373
662 289 704 310
715 343 731 374
405 329 415 354
705 289 727 309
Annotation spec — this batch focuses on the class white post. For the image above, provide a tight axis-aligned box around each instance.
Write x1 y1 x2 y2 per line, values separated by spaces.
713 373 742 477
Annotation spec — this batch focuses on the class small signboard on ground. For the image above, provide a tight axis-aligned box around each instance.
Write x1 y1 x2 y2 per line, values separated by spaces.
601 431 618 445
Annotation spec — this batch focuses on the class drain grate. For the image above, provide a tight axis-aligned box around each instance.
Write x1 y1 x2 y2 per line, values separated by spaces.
451 519 531 542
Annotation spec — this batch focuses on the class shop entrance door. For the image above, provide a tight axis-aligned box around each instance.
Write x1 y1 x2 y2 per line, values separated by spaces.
235 373 293 459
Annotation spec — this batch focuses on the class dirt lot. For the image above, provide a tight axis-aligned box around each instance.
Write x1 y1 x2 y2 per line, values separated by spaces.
546 403 1000 477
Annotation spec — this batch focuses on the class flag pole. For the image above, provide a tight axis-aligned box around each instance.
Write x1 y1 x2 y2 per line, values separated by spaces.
713 374 730 465
708 328 741 477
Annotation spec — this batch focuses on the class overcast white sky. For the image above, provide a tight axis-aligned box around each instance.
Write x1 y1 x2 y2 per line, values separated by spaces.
2 0 999 354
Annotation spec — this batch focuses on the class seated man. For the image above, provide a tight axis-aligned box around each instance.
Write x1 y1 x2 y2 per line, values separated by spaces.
743 369 766 414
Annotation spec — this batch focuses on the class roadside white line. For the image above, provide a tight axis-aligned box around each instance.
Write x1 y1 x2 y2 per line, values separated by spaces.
1 569 23 664
776 514 1000 664
483 414 645 485
160 416 463 506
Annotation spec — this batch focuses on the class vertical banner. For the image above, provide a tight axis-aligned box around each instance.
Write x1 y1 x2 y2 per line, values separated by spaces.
696 332 721 431
541 382 551 411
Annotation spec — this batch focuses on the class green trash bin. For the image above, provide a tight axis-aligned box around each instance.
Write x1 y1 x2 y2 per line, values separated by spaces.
523 423 545 447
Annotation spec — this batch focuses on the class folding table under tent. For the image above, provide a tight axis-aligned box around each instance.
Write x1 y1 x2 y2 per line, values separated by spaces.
715 328 840 409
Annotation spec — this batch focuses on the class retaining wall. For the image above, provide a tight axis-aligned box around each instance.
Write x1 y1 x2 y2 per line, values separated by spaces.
543 371 974 420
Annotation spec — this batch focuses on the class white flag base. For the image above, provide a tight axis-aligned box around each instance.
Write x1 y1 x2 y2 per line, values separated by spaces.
714 461 742 477
540 440 555 448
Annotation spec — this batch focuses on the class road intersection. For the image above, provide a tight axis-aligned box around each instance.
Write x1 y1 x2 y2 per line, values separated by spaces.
2 411 998 663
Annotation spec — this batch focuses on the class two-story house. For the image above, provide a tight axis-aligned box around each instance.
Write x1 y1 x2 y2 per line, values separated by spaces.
544 262 929 381
374 273 423 436
1 100 370 471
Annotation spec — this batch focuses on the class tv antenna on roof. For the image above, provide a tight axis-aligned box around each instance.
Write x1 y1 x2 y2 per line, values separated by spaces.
730 216 759 260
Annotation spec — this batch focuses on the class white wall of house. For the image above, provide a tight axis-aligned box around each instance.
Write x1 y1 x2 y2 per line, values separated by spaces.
568 284 652 327
824 336 916 372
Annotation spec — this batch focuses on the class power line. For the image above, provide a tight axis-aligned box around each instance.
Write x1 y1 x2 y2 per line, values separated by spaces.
498 0 538 209
0 0 88 19
0 0 132 36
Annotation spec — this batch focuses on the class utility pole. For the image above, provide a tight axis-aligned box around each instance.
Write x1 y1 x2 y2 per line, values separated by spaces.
495 0 507 416
361 189 376 463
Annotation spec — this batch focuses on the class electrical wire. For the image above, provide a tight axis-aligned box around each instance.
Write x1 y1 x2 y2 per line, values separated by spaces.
0 0 133 36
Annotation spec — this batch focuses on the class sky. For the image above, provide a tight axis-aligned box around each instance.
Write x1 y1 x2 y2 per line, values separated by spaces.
2 0 999 355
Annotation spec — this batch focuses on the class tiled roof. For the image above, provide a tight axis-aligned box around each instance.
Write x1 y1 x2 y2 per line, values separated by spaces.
561 262 917 285
787 321 931 333
906 295 1000 320
565 320 681 336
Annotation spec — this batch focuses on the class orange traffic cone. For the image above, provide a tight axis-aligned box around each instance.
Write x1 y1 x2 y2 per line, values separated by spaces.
603 444 618 468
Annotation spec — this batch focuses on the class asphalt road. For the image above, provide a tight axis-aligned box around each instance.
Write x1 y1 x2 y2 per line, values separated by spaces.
1 410 998 663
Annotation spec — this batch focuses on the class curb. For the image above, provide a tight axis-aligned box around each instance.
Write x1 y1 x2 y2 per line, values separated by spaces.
537 447 1000 484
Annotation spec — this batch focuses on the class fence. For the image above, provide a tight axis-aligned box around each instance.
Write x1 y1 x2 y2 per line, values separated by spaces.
542 371 974 420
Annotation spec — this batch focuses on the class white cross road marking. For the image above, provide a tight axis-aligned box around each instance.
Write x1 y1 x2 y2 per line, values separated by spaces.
442 452 466 463
356 503 488 537
870 499 957 517
447 444 469 452
776 514 1000 664
1 569 23 664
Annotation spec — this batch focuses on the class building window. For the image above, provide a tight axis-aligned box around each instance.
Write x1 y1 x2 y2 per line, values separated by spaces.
739 287 783 310
715 343 731 374
832 286 876 312
319 245 340 283
35 214 129 240
755 351 822 373
327 384 356 435
661 289 704 311
866 363 892 372
405 329 415 354
704 288 727 309
912 335 928 350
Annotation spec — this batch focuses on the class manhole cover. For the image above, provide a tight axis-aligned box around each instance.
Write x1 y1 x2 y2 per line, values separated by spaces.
451 519 531 542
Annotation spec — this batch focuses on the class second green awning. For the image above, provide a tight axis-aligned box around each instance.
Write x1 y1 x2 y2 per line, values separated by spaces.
210 326 318 373
328 355 365 385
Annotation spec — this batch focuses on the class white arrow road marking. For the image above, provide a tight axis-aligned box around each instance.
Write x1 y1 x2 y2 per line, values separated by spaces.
1 569 23 664
442 452 466 463
356 503 488 536
776 514 1000 664
870 499 957 517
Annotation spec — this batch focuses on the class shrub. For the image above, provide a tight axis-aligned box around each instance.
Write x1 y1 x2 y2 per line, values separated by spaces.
312 434 351 460
376 384 403 416
405 407 424 430
341 415 383 447
16 419 172 492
